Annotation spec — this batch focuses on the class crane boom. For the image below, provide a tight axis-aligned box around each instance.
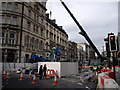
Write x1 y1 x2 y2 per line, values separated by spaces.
60 0 103 61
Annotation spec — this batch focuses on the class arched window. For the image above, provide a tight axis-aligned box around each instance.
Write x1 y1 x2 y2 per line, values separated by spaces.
2 2 6 11
13 4 18 12
7 3 12 11
9 32 16 45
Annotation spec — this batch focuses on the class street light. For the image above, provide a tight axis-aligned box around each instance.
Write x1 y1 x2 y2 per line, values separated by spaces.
14 51 18 69
4 49 7 71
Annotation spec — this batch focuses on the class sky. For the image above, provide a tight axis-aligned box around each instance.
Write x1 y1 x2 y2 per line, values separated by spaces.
46 0 119 53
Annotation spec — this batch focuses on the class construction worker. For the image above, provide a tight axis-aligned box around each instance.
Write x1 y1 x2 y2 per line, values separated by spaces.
39 65 43 80
43 64 47 78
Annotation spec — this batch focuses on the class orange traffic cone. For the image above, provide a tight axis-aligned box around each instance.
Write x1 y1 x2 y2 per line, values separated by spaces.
6 71 10 78
28 71 32 78
19 73 23 80
3 71 7 77
53 75 58 85
31 75 36 84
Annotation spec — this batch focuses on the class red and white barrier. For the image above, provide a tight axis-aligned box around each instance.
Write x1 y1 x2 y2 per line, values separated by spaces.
97 68 120 90
46 69 58 77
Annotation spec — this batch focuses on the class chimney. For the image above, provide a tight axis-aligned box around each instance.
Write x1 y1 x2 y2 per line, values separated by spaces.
46 13 49 19
52 19 56 24
59 26 62 29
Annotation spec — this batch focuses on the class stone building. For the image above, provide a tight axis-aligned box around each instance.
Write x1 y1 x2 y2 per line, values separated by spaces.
67 41 78 62
0 1 68 63
77 43 96 63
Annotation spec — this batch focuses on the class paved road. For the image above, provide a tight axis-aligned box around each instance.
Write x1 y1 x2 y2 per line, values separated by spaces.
2 72 97 90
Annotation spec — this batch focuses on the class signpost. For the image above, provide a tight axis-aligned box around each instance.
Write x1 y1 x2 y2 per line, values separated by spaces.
108 34 117 81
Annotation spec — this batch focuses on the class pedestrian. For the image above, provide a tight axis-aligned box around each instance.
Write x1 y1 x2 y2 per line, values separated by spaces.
39 65 43 79
43 64 47 78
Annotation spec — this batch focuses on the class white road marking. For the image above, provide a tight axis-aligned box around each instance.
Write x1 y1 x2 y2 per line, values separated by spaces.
78 83 82 86
86 86 90 89
80 79 84 82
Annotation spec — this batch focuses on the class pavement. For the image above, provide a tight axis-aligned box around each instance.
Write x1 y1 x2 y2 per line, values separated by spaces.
116 69 120 86
1 71 97 90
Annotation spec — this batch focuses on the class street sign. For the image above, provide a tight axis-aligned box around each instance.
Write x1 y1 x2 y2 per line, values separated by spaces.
45 52 50 57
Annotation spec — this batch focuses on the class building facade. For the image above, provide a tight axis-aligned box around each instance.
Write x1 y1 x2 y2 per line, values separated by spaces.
67 41 77 62
0 2 68 63
77 43 96 63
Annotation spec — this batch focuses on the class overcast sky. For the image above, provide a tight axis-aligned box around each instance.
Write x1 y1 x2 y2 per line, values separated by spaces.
46 0 118 53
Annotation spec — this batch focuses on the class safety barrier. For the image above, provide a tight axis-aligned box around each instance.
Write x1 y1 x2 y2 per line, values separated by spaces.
101 69 114 79
97 68 120 90
46 69 58 78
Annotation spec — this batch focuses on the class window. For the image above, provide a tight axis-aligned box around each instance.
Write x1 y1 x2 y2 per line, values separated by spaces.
0 32 4 44
50 32 53 40
2 2 6 11
28 10 31 17
12 16 17 25
34 14 36 20
57 36 59 43
54 35 56 42
7 3 12 11
30 37 34 50
13 4 18 12
46 30 48 38
36 26 38 33
35 39 39 49
33 25 35 32
25 35 29 48
40 29 43 36
41 19 43 24
10 33 15 38
37 15 39 21
6 16 11 24
27 22 31 30
39 40 44 50
2 15 5 23
9 33 15 45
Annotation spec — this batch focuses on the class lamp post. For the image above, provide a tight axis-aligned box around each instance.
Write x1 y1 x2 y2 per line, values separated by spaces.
4 49 7 71
14 51 18 69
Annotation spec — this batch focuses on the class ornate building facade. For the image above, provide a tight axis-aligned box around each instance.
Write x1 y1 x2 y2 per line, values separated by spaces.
0 2 68 63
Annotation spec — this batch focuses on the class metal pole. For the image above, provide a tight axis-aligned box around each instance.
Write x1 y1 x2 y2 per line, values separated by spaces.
19 2 24 63
102 46 104 57
14 52 15 69
112 52 116 81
